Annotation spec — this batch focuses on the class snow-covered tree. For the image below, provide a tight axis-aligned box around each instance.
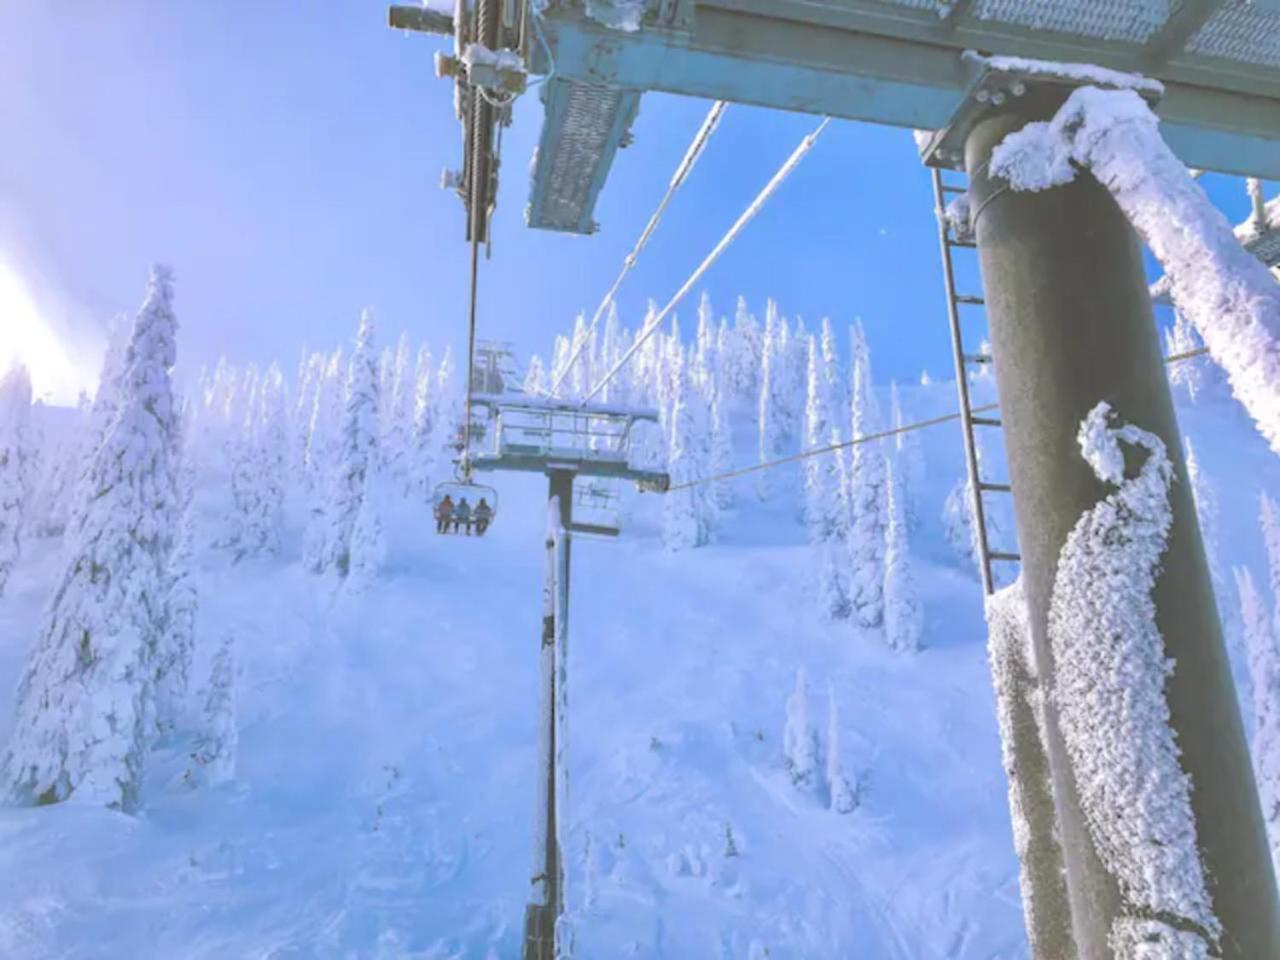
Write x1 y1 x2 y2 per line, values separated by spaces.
706 330 734 511
0 364 33 595
883 456 922 653
1165 309 1221 404
663 347 713 550
803 334 851 620
1261 492 1280 644
783 667 820 792
410 345 437 496
27 391 87 539
524 354 548 397
382 332 413 486
188 634 237 786
1237 565 1280 864
693 291 717 394
826 690 857 813
3 265 181 811
1185 440 1241 675
728 296 762 405
757 301 786 499
311 309 383 580
155 446 198 738
224 364 287 562
890 381 924 530
846 321 887 632
302 348 345 568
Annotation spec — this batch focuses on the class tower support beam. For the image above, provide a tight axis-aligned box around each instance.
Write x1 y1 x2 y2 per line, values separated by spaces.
965 100 1280 958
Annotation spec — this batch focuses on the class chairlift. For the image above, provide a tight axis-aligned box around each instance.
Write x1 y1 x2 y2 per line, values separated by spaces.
432 480 498 537
570 479 622 540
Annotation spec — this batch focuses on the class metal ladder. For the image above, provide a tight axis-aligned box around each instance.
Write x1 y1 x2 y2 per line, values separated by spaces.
930 167 1021 597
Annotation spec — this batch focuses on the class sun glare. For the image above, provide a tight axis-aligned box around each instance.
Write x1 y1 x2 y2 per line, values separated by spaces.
0 257 85 405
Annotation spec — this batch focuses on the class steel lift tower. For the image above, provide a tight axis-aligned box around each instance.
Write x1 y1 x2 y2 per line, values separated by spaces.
393 1 1280 957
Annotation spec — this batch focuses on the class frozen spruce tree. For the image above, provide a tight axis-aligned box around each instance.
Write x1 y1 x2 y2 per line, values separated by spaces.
803 334 851 619
883 456 922 652
410 344 437 495
523 353 548 397
188 634 237 786
663 347 713 551
1260 492 1280 644
826 690 857 814
3 265 180 811
890 381 924 530
706 330 734 511
729 296 762 404
302 348 345 570
155 449 198 738
316 309 383 580
847 320 887 632
1236 565 1280 862
1164 309 1220 404
0 363 33 596
783 667 820 792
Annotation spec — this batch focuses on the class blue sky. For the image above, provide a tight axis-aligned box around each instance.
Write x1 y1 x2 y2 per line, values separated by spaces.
0 1 1265 403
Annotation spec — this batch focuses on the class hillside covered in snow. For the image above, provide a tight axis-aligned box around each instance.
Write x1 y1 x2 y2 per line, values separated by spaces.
0 269 1278 958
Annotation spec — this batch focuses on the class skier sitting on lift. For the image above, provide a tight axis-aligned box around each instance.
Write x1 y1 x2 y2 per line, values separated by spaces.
453 497 472 535
473 498 493 536
434 494 454 534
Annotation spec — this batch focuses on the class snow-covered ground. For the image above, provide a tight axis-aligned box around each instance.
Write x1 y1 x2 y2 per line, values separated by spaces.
0 370 1276 958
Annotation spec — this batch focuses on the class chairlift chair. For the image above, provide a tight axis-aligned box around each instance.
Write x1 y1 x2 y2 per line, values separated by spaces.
432 480 498 537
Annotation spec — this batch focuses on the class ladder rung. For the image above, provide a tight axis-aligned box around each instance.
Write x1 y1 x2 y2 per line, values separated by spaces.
963 353 992 364
970 416 1003 427
948 238 977 248
977 481 1013 493
988 551 1021 562
940 183 966 194
955 294 985 305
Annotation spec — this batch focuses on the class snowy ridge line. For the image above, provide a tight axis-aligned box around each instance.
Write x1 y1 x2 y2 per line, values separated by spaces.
666 346 1207 493
582 116 831 406
550 100 728 396
1048 402 1221 954
988 84 1280 456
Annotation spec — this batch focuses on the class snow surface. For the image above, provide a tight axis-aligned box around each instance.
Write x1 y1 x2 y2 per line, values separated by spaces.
1 357 1278 955
1047 403 1219 953
989 85 1280 457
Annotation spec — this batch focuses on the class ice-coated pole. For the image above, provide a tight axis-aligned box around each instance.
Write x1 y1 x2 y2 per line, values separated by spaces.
965 97 1280 958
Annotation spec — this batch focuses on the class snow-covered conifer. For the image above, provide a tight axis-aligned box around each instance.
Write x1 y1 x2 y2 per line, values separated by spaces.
313 309 383 580
883 456 922 653
189 634 237 786
435 345 461 457
3 265 181 811
783 668 820 791
1165 310 1220 403
706 333 734 511
1261 492 1280 643
524 354 548 396
155 445 198 738
693 291 717 394
1237 566 1280 864
729 296 762 405
890 381 924 530
382 332 413 485
0 364 33 595
663 347 713 550
803 335 850 619
224 368 284 562
846 321 887 632
410 345 437 495
826 690 857 813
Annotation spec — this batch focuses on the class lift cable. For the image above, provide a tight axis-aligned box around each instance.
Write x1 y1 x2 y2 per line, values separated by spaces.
550 100 729 396
581 115 833 406
462 229 482 479
666 346 1210 492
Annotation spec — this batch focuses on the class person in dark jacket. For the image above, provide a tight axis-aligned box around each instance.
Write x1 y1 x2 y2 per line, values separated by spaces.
435 494 454 534
474 498 493 536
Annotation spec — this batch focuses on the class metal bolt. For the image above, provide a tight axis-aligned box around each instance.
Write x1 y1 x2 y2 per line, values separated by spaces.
976 88 991 104
991 90 1007 106
1011 81 1027 98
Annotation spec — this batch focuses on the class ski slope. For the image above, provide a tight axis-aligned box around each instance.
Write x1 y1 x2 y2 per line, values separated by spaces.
0 378 1274 959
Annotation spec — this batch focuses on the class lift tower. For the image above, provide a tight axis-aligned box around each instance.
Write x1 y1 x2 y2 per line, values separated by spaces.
393 2 1280 956
466 396 668 960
